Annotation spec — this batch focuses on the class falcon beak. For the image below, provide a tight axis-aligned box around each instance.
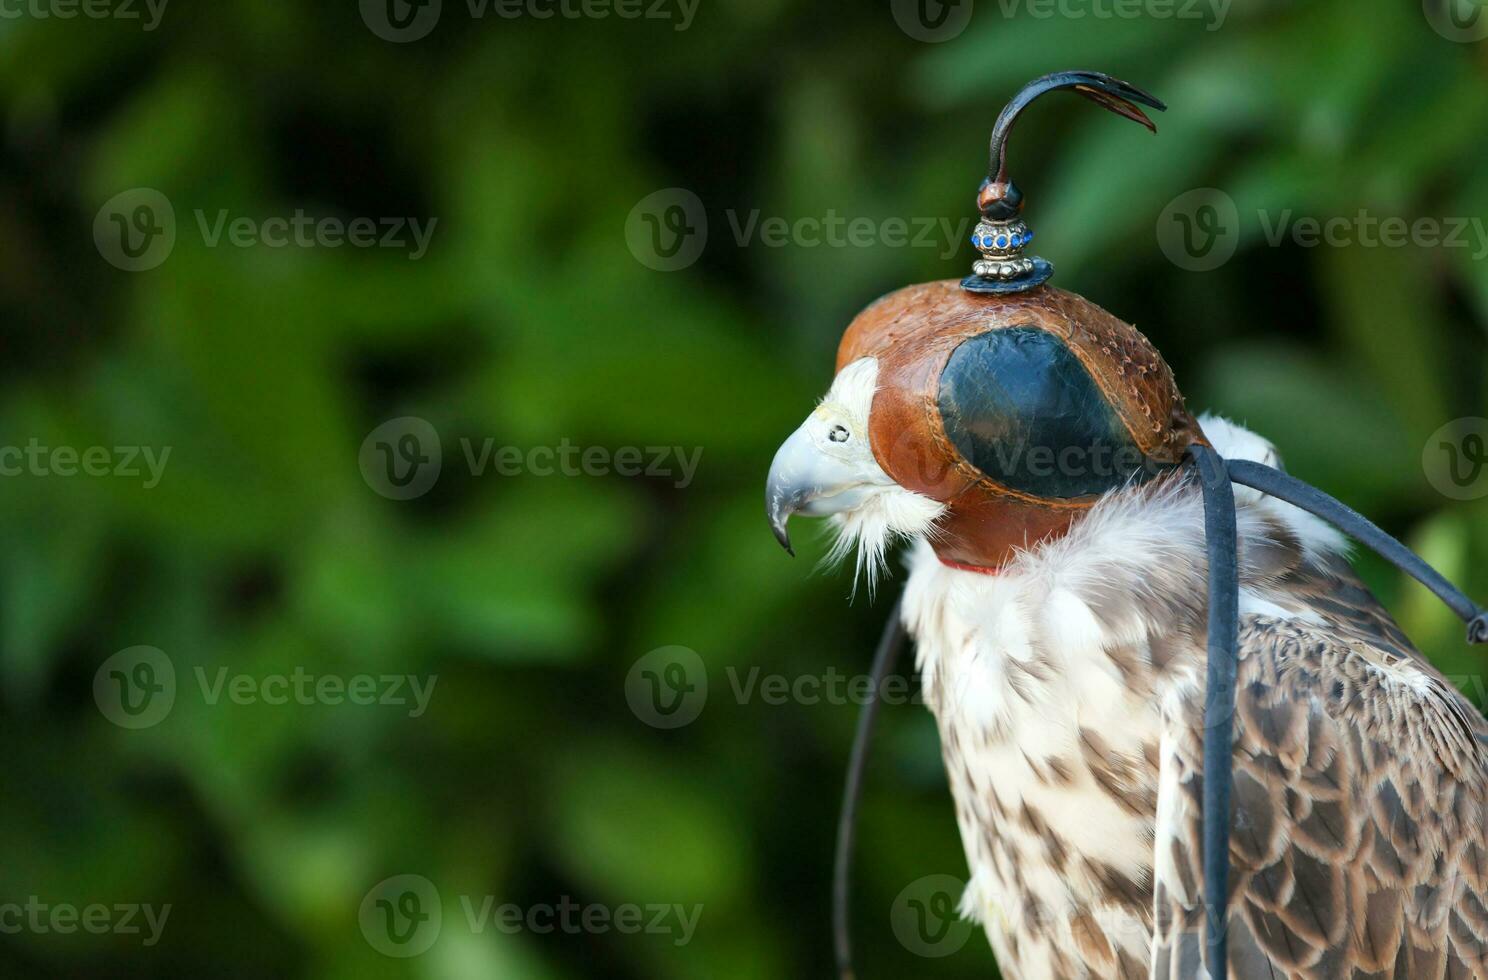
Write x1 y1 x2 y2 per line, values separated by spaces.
765 421 885 557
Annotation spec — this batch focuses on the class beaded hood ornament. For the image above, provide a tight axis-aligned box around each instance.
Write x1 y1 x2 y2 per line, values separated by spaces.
962 70 1163 294
765 70 1488 979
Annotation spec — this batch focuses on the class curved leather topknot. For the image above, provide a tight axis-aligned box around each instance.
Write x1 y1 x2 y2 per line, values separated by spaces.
835 279 1203 567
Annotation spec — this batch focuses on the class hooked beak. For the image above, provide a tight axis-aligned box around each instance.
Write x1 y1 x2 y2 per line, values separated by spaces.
765 421 887 556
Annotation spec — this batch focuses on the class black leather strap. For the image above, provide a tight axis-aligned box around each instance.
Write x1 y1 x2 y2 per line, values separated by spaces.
1227 458 1488 643
1189 444 1238 980
834 598 908 980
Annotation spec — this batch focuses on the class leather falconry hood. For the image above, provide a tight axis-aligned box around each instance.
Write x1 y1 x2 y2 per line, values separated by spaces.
796 70 1488 980
837 282 1205 569
831 71 1198 571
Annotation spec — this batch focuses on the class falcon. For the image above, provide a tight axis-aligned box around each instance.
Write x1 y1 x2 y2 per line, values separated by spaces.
765 72 1488 980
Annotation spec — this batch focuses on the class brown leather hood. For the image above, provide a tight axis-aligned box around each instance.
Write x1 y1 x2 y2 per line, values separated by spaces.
835 279 1204 567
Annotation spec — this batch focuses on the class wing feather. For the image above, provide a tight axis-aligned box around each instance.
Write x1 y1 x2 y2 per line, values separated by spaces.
1151 559 1488 979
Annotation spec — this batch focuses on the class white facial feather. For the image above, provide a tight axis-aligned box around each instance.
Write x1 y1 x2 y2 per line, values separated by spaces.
814 358 946 597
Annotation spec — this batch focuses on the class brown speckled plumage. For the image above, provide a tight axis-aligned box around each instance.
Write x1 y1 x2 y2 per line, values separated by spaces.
901 432 1488 979
1152 561 1488 980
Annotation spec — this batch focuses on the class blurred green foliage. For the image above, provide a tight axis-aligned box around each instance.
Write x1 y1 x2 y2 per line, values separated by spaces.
0 1 1485 977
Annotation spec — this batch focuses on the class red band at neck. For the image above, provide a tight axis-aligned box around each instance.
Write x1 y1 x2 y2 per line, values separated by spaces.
937 556 1005 575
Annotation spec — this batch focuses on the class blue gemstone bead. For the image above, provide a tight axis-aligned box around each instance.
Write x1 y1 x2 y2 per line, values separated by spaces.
996 235 1008 248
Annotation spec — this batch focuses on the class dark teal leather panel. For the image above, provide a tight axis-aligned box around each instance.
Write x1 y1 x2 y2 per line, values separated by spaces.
937 327 1166 499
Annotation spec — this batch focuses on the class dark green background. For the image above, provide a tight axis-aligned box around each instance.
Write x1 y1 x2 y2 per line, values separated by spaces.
1 0 1486 976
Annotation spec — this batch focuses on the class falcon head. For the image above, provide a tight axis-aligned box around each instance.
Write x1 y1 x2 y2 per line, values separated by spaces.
766 280 1204 582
